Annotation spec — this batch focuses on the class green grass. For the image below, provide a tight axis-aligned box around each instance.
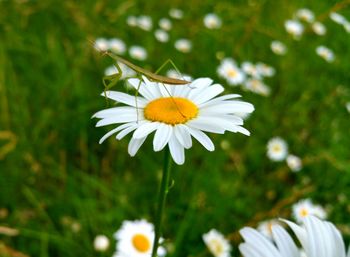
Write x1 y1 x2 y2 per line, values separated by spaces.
1 0 350 256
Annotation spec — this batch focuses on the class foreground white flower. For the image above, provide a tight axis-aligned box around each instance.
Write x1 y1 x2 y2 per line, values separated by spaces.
295 8 315 23
129 46 148 61
271 41 287 55
174 39 192 53
203 229 231 257
285 20 304 39
203 13 222 29
240 216 350 257
94 235 110 252
113 219 166 257
316 45 335 62
217 58 246 86
292 198 327 223
286 154 302 172
267 137 288 161
93 77 254 165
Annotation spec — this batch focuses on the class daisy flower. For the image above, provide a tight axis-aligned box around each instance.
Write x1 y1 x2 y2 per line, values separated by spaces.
129 46 148 61
267 137 288 161
316 45 335 62
93 77 254 165
285 20 304 39
169 8 184 19
113 219 166 257
94 235 110 252
257 219 281 239
127 15 138 27
329 12 346 25
243 79 270 96
346 102 350 113
256 63 275 77
203 13 222 29
137 15 153 31
94 38 109 52
159 18 172 31
286 154 302 172
241 62 260 79
312 22 326 35
217 58 246 86
292 198 327 223
295 8 315 23
174 39 192 53
203 229 231 257
270 41 287 55
154 29 169 43
109 38 126 55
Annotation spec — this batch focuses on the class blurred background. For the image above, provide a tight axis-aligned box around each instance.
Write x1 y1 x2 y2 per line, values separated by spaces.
0 0 350 256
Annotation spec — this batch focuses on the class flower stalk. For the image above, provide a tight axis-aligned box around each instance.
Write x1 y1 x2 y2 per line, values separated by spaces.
151 147 172 257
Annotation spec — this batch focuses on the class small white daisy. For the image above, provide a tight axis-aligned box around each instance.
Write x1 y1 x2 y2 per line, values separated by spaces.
127 15 138 27
129 46 148 61
169 8 184 19
154 29 169 43
257 219 281 239
295 8 315 23
166 69 192 82
267 137 288 161
312 22 326 35
217 58 246 86
174 39 192 53
270 41 287 55
113 219 166 257
316 45 335 62
241 62 260 79
292 199 327 223
203 13 222 29
94 38 109 52
94 235 110 252
159 18 172 31
286 154 302 172
243 79 270 96
137 15 153 31
109 38 126 55
203 229 231 257
285 20 304 39
256 63 275 77
93 77 254 165
329 12 346 25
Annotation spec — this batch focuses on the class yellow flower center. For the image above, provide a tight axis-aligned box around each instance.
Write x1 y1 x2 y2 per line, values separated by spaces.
227 69 237 78
272 144 281 152
144 97 198 125
132 234 151 253
210 239 223 255
300 208 309 217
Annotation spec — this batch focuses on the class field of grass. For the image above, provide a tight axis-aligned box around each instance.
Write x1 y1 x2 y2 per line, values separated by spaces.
1 0 350 256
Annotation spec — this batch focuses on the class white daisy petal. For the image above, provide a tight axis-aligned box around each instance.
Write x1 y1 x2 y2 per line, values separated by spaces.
116 123 140 140
96 114 139 127
174 124 192 149
168 136 185 165
153 124 173 152
103 91 148 107
185 127 215 151
128 137 147 156
191 84 224 105
133 121 160 139
99 123 135 144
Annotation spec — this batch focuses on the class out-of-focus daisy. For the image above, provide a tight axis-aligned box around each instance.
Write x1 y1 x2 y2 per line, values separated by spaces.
94 235 110 252
113 219 166 257
104 62 136 79
239 223 299 257
316 45 335 62
159 18 172 31
285 20 304 39
129 46 147 61
174 39 192 53
329 12 346 25
343 21 350 33
203 229 231 257
127 15 138 27
292 199 327 223
109 38 126 55
93 77 254 165
267 137 288 161
243 79 270 96
256 63 275 77
94 38 109 52
257 219 280 239
295 8 315 23
217 58 245 86
137 15 153 31
241 62 260 79
286 154 302 172
284 216 350 257
166 69 192 82
154 29 169 43
312 22 326 35
270 41 287 55
203 13 222 29
169 8 184 19
346 102 350 113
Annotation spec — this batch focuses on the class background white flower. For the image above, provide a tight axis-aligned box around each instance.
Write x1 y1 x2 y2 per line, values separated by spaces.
271 40 287 55
217 58 245 86
286 154 302 172
267 137 288 161
292 198 327 223
174 39 192 53
203 13 222 29
203 229 231 257
159 18 172 31
295 8 315 23
169 8 184 19
129 46 148 61
285 20 304 39
93 235 109 252
154 29 169 43
316 45 335 62
312 22 326 35
109 38 126 55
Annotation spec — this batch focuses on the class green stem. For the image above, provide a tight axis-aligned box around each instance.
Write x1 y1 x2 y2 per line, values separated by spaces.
151 147 172 257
